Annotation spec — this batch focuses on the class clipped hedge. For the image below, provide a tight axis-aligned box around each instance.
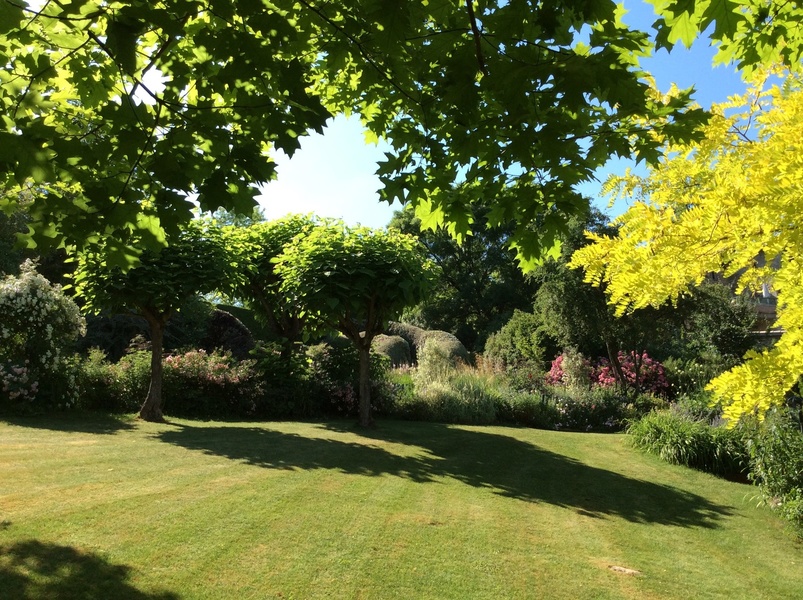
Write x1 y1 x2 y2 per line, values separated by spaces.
386 322 468 365
372 334 412 367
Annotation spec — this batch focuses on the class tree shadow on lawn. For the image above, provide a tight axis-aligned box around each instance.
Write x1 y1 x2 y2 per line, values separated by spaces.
0 411 137 435
157 421 734 528
0 539 180 600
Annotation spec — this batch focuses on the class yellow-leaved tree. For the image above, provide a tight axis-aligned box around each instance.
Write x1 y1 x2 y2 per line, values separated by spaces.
570 70 803 423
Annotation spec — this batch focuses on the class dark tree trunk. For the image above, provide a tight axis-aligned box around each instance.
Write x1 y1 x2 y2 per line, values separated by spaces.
139 310 168 422
605 339 627 395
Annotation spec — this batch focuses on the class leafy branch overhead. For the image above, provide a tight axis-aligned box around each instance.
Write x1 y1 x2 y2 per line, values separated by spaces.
1 1 798 267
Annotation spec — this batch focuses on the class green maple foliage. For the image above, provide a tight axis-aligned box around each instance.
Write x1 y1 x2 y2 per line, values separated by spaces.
1 0 713 269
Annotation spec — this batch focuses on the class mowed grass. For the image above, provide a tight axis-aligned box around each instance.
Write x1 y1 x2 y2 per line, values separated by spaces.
1 414 801 599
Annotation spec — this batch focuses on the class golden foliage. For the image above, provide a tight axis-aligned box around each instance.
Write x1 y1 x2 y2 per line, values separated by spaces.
570 70 803 422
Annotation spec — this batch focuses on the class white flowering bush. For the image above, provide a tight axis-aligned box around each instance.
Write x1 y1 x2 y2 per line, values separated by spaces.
0 260 86 409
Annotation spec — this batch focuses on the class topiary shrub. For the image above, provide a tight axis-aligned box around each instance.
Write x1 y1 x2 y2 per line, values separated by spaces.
386 322 468 366
199 308 255 360
386 321 427 362
372 334 411 367
419 330 469 365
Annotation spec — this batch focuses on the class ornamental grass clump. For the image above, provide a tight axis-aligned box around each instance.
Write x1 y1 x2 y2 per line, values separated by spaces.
627 410 748 477
0 260 85 410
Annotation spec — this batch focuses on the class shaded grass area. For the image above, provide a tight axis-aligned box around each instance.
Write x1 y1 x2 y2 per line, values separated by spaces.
1 414 801 599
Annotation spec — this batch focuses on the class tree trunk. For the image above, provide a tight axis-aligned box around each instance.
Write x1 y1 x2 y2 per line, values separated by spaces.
605 339 627 395
358 342 373 427
139 310 167 422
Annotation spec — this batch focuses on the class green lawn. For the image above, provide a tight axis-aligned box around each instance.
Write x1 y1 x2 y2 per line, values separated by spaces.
1 414 800 599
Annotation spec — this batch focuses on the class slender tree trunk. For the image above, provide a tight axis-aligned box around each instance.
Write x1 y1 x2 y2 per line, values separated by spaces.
140 310 167 422
605 339 627 395
358 341 373 427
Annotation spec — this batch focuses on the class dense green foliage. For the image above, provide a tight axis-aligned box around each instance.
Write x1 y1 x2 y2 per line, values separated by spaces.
73 221 232 420
275 221 435 425
745 407 803 536
627 409 748 477
390 202 538 350
371 334 411 368
223 214 319 353
0 0 724 268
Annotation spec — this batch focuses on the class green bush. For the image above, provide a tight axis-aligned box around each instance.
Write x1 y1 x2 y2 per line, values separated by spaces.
307 340 393 417
549 385 627 431
386 322 427 362
495 390 559 429
627 410 748 477
162 350 265 419
395 370 499 425
672 390 724 424
484 310 548 370
76 348 267 418
420 330 469 365
745 408 803 537
662 356 734 398
249 342 319 419
386 322 468 365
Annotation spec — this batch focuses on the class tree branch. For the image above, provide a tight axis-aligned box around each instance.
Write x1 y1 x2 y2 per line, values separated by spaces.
465 0 488 76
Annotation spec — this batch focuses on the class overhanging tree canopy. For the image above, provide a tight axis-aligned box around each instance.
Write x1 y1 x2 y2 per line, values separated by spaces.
0 0 721 268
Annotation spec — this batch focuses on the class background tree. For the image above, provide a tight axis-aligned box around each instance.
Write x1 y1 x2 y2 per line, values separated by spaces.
73 221 232 421
532 210 679 392
390 197 537 351
275 222 436 426
0 0 719 269
571 71 802 422
223 214 319 356
529 209 756 395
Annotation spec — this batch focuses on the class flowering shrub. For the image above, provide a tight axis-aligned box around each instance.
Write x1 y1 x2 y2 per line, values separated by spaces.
547 350 669 396
594 352 669 395
0 362 37 402
77 348 266 418
161 349 265 418
0 260 85 409
545 351 592 387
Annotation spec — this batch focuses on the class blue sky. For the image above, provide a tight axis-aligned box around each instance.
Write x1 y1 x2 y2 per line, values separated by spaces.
257 1 749 228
